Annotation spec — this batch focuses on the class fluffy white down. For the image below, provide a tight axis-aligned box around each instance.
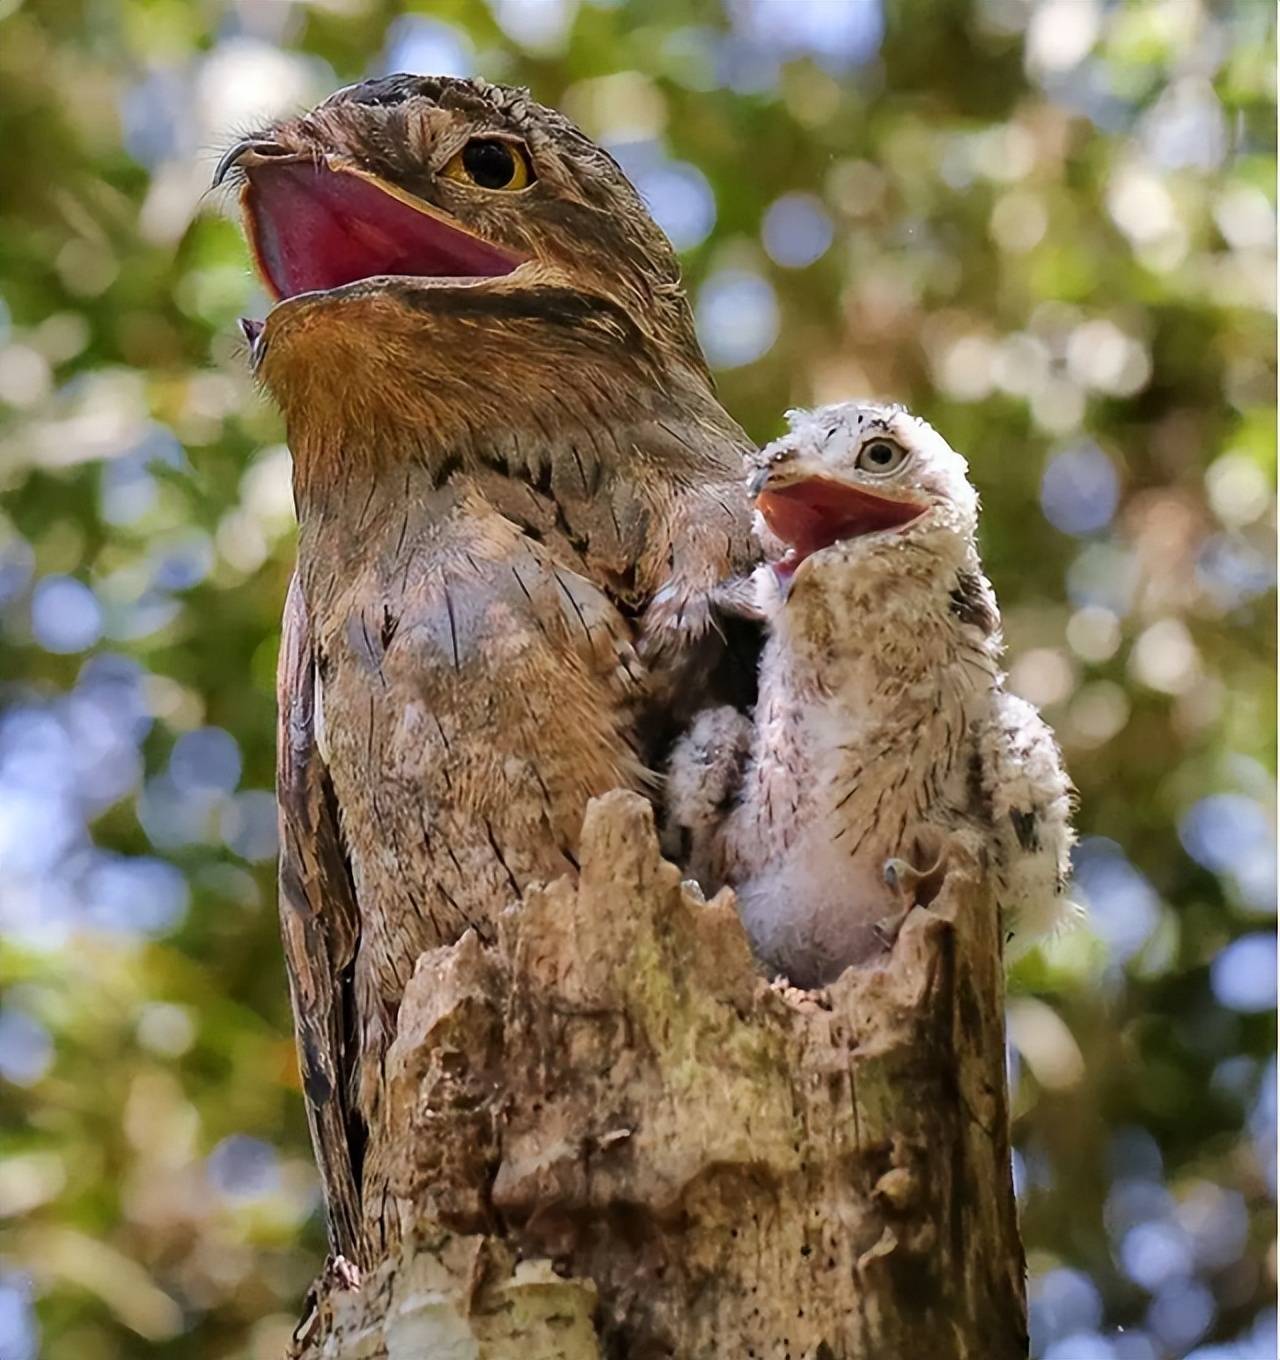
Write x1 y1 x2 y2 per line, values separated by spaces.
983 689 1081 953
666 400 1082 987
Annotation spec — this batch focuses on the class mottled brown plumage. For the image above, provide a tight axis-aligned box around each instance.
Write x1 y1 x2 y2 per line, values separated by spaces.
222 75 756 1265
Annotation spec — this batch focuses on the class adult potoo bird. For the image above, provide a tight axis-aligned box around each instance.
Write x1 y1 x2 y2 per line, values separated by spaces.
667 401 1079 989
217 75 756 1265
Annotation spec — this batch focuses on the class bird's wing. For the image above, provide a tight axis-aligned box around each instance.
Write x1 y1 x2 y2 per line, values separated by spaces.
984 688 1082 950
623 417 763 752
276 569 364 1261
661 703 753 888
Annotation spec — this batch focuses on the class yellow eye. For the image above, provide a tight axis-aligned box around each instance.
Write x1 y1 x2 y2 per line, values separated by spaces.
441 137 533 191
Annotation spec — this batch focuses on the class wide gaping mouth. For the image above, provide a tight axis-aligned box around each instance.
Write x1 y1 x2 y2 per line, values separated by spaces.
756 476 925 583
242 160 524 301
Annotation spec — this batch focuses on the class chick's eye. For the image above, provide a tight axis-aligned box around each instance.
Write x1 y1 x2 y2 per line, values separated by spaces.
857 439 908 474
442 138 533 191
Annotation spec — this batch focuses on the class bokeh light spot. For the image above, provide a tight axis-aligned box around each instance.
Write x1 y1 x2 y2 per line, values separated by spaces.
0 1274 37 1360
696 269 780 369
1030 1267 1103 1353
1146 1276 1215 1353
762 193 834 268
220 790 279 863
1066 606 1122 663
1210 934 1277 1014
731 0 884 72
136 1003 197 1057
170 727 242 795
1040 444 1119 536
31 577 102 654
1180 794 1273 884
84 855 190 935
1130 618 1199 695
0 1010 53 1087
1072 839 1160 963
619 153 716 252
1121 1219 1194 1290
207 1135 281 1203
379 17 473 76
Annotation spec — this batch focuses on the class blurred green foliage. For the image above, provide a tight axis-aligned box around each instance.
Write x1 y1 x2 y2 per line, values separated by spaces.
0 1 1274 1357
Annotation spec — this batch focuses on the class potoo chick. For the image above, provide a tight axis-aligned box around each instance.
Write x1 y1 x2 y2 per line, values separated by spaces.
218 76 757 1266
667 401 1079 990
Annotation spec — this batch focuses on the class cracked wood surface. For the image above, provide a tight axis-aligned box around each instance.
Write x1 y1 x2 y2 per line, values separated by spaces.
290 790 1026 1359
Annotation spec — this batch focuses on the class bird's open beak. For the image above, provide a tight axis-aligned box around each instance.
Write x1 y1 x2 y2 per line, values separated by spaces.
751 460 926 587
215 142 525 302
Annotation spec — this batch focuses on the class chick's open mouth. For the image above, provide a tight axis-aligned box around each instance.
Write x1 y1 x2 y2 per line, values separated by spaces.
757 477 925 583
243 161 524 300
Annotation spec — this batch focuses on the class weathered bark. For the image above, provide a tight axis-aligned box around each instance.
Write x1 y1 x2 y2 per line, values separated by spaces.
291 791 1026 1359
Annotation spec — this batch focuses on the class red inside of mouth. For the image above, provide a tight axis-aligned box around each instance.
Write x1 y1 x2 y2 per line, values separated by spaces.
244 162 522 300
757 477 925 581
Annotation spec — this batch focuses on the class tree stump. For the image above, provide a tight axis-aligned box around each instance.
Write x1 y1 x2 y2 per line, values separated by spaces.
290 790 1026 1359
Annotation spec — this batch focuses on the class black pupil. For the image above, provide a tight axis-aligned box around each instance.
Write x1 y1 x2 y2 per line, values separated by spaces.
462 139 517 188
866 442 895 465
